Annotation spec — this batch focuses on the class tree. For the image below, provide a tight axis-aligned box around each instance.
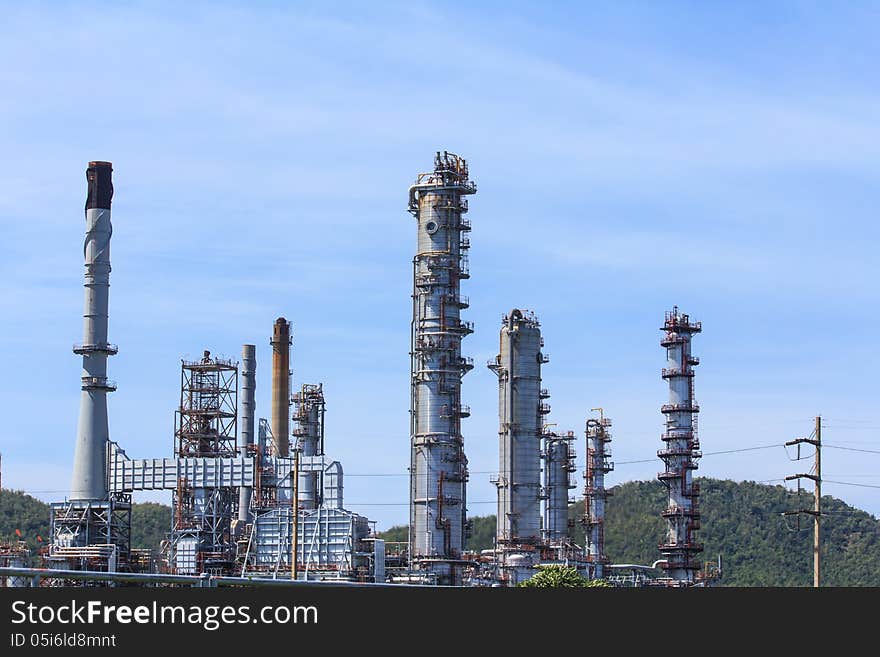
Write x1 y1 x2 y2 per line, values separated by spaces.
517 565 609 588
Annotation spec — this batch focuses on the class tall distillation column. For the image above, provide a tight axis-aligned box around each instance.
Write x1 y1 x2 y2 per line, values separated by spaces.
542 431 576 543
658 306 703 584
583 413 613 579
238 344 256 522
407 151 476 585
71 161 117 501
489 309 547 547
292 383 326 510
270 318 292 458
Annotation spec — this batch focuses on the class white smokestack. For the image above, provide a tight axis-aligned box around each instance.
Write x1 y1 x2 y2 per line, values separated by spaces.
70 161 116 501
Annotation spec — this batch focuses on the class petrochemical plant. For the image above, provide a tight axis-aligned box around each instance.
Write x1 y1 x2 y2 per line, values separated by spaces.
1 154 722 587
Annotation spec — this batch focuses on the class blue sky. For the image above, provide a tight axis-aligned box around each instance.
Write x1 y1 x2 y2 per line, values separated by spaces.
1 1 879 529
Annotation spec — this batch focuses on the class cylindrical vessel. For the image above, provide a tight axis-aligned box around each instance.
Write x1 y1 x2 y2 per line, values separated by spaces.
270 318 291 457
543 436 572 542
71 161 116 501
658 306 702 583
408 152 476 584
584 417 613 579
490 309 544 544
293 384 325 510
239 344 256 521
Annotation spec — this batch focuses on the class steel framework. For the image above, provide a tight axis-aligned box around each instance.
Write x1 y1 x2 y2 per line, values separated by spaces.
170 351 239 574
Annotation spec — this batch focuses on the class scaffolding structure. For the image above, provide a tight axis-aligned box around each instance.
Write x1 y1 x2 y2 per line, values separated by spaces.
47 495 132 573
657 306 703 585
170 351 239 575
407 151 476 585
583 413 614 579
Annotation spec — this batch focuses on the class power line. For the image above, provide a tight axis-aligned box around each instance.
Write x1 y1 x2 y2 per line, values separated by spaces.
824 479 880 490
825 444 880 455
616 442 782 465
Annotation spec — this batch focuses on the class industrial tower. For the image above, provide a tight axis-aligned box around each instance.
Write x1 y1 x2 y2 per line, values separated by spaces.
170 351 239 574
407 151 476 585
488 309 548 583
50 161 132 572
238 344 256 523
583 413 613 580
658 306 703 584
292 383 326 510
270 318 292 458
542 430 576 543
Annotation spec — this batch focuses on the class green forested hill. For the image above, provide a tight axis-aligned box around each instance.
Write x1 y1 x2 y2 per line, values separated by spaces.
378 478 880 586
4 480 879 585
0 490 170 560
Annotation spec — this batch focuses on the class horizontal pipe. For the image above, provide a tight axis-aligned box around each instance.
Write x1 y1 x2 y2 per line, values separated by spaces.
0 567 419 588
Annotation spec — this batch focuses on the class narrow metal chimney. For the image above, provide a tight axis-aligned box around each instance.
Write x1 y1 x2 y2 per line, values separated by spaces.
270 318 291 457
71 161 116 501
239 344 256 521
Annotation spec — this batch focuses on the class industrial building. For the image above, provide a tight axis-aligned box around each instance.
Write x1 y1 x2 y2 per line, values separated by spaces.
3 154 720 588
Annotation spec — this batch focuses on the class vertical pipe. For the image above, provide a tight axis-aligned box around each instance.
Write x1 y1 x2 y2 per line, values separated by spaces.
238 344 256 522
270 318 291 457
71 161 116 501
814 415 821 588
291 449 299 580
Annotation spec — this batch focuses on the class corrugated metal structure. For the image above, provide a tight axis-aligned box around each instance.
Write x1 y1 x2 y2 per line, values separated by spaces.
583 413 614 579
407 151 476 585
658 306 703 584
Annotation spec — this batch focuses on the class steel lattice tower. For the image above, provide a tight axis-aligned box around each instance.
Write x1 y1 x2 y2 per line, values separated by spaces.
407 151 476 585
658 306 703 584
170 350 239 574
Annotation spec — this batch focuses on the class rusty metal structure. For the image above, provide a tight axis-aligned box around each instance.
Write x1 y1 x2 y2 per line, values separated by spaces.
583 412 613 579
169 351 239 574
407 151 476 585
658 306 703 584
270 318 292 458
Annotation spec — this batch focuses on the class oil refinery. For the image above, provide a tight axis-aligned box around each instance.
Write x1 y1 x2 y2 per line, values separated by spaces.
1 154 720 588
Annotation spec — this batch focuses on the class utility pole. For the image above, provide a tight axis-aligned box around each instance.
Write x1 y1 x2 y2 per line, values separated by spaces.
784 415 821 588
291 449 300 580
